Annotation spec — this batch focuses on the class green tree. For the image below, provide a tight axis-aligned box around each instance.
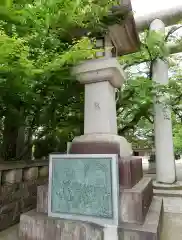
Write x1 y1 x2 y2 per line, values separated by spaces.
0 0 121 160
117 25 182 153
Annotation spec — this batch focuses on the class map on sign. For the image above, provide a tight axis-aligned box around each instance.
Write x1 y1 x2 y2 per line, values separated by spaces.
48 154 119 226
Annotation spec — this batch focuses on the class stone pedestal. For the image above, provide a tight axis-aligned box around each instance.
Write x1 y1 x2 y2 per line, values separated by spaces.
19 210 103 240
19 55 163 240
69 134 142 189
19 177 163 240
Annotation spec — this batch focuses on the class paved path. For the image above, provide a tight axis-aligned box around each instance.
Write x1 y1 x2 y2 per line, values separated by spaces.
0 225 18 240
161 213 182 240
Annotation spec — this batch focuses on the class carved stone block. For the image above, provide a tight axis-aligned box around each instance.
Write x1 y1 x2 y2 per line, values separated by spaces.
39 166 49 178
118 197 163 240
0 201 21 231
0 183 21 205
23 167 38 181
37 184 48 213
119 156 143 189
69 140 143 189
21 197 37 211
2 169 22 184
119 177 153 224
19 210 103 240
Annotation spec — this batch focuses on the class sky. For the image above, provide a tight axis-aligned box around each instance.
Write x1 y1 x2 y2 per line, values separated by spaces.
128 0 182 73
131 0 182 18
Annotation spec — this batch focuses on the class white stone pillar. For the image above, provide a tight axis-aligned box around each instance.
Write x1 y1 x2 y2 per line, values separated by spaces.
150 19 176 184
73 57 126 134
72 39 133 158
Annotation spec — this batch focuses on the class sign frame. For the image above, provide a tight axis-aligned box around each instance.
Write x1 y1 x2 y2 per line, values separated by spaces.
48 154 119 226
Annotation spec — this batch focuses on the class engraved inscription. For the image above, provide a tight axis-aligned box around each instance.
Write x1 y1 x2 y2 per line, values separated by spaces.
51 158 113 218
94 102 100 110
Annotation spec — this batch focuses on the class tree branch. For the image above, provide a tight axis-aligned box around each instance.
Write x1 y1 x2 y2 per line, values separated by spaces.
165 25 182 41
118 102 151 135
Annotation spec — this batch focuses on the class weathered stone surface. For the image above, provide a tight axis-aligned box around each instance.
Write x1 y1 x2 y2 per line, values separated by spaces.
71 134 132 157
19 210 104 240
0 201 21 231
37 184 48 213
118 197 163 240
21 197 37 211
23 167 38 181
0 161 48 172
36 177 48 186
39 166 49 178
69 141 142 189
70 141 121 155
2 169 22 184
0 177 48 232
0 197 37 232
0 161 48 232
0 183 21 205
0 180 46 205
119 156 143 189
119 177 153 224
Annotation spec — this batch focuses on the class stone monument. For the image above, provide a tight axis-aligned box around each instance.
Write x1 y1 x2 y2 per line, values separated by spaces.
19 1 163 239
48 154 119 227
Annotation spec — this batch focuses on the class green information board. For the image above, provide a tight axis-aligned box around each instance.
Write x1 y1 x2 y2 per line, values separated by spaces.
48 154 119 226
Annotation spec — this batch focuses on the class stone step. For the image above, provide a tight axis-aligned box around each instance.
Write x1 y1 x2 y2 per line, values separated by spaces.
19 210 103 240
118 196 163 240
153 181 182 190
119 177 153 224
154 189 182 213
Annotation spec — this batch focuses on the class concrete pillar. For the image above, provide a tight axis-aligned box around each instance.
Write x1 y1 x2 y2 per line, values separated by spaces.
150 19 176 184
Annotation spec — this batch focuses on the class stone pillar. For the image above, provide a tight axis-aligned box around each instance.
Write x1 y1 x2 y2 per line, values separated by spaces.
72 56 132 157
71 39 132 240
150 19 176 184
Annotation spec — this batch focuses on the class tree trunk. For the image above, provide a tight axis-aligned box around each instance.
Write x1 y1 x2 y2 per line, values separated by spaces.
1 115 19 161
16 126 25 158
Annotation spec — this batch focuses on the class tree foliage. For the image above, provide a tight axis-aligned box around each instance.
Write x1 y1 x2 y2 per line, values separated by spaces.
0 0 121 160
0 0 182 160
118 25 182 153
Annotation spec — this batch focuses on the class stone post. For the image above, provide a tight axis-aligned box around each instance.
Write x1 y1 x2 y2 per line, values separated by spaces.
72 52 132 158
150 19 176 184
71 38 132 240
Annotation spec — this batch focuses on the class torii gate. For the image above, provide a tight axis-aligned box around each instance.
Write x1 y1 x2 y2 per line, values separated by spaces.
133 1 182 184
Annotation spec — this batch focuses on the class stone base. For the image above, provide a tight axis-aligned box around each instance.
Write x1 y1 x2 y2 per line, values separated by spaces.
19 197 163 240
154 188 182 213
70 134 132 157
153 181 182 190
19 210 103 240
153 181 182 213
69 135 143 189
118 197 163 240
119 177 153 224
